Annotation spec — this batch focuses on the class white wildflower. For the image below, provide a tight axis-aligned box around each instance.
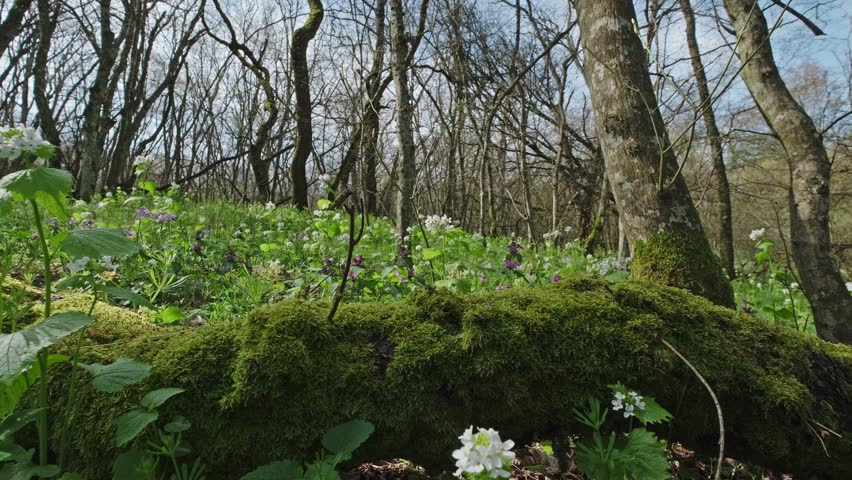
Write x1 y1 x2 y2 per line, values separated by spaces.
790 282 799 289
846 282 852 292
265 201 276 210
424 214 456 233
66 257 90 273
100 256 118 271
611 389 646 419
749 228 766 241
451 426 515 478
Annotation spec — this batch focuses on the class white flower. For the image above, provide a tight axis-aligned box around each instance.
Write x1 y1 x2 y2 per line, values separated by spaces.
542 230 561 240
846 282 852 292
66 257 90 273
424 214 456 233
749 228 766 241
782 288 790 295
318 173 332 184
611 389 646 419
0 126 53 161
790 282 799 289
100 256 118 271
74 199 87 207
265 201 276 210
451 426 515 478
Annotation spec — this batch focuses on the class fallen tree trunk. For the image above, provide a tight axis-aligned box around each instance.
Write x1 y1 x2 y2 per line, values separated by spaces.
49 277 852 479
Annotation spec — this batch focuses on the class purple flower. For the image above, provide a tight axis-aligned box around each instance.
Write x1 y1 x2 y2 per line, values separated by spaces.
192 243 202 254
550 275 561 283
399 249 410 260
740 300 753 314
353 255 364 267
407 267 415 278
123 227 136 237
508 241 523 254
46 218 59 230
560 257 572 264
321 266 332 275
31 232 39 239
195 229 211 240
503 259 520 270
225 251 237 263
67 217 78 226
348 271 359 281
135 206 155 219
393 270 409 283
496 284 512 291
157 213 177 223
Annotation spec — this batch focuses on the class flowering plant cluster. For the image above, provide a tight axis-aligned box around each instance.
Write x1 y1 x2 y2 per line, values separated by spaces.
451 426 516 479
0 127 54 162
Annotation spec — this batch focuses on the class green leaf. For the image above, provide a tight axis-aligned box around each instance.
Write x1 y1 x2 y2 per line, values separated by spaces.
304 460 342 480
80 358 152 393
0 355 68 417
634 396 672 425
321 419 374 460
621 428 670 480
241 460 303 480
115 409 159 447
157 307 185 324
575 433 624 480
112 447 152 480
604 270 629 283
140 387 184 410
0 409 43 436
0 312 94 382
421 248 442 260
58 474 83 480
164 416 191 433
99 286 153 309
61 228 140 259
0 168 72 217
138 181 156 196
0 459 61 480
317 199 331 210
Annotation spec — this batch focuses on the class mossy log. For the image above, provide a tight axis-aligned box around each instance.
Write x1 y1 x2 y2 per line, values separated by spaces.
46 277 852 479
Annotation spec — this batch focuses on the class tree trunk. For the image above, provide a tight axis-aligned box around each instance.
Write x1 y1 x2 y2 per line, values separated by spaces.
33 0 62 168
79 0 118 200
290 0 324 209
722 0 852 343
679 0 735 280
0 0 32 58
574 0 734 307
389 0 417 249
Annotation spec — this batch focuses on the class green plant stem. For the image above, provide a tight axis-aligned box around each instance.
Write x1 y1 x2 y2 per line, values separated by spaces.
30 199 52 471
58 291 99 468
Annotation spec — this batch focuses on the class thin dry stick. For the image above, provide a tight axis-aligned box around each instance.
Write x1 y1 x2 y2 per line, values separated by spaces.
662 339 724 480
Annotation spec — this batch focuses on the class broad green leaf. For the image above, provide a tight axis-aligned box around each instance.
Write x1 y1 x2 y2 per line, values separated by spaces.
61 228 140 259
241 460 303 480
157 307 185 324
0 409 43 436
80 358 152 393
164 416 191 433
604 270 629 283
0 168 72 217
317 199 331 210
304 460 341 480
0 459 60 480
574 433 624 480
54 275 88 292
140 387 184 410
138 181 156 196
99 286 153 309
0 355 68 417
621 428 670 480
115 409 158 447
321 419 374 460
58 473 83 480
421 248 442 260
0 312 94 382
112 447 152 480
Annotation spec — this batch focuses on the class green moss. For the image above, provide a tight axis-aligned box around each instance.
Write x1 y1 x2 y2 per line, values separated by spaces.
631 230 735 308
46 277 851 479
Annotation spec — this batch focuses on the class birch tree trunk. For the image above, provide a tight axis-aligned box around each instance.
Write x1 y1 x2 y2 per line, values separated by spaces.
290 0 324 209
574 0 734 307
679 0 735 280
390 0 417 249
722 0 852 343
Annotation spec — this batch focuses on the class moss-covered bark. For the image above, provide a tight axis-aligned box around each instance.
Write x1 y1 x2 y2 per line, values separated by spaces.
44 277 851 479
631 231 735 308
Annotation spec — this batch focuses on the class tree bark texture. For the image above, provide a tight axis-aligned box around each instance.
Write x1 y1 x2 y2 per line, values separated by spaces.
290 0 324 208
574 0 734 307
